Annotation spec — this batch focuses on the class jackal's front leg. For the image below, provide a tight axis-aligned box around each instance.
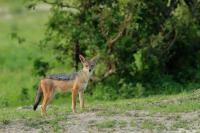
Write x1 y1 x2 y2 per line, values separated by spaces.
72 89 78 113
41 95 49 116
79 91 84 109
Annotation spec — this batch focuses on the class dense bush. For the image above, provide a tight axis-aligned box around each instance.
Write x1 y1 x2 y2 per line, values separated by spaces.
30 0 200 99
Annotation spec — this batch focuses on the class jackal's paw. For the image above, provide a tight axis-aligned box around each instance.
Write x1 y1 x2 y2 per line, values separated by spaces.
72 110 76 113
41 112 47 117
80 107 85 110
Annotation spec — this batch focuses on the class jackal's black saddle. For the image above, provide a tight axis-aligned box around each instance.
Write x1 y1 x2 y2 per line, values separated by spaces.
46 73 78 80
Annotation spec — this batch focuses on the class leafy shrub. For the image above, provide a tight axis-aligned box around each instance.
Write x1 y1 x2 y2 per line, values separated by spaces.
0 97 9 108
19 88 29 103
92 84 118 100
30 0 200 98
119 82 135 99
119 81 145 98
2 119 10 125
134 83 145 97
33 58 50 77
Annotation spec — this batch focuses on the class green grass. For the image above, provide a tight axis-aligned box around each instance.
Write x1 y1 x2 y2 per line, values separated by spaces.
141 120 157 129
118 120 127 128
94 120 127 129
0 1 75 107
88 91 200 114
24 115 64 132
0 1 48 106
130 120 136 127
141 120 166 130
0 105 70 125
172 120 190 130
0 91 199 132
95 120 116 129
1 90 200 123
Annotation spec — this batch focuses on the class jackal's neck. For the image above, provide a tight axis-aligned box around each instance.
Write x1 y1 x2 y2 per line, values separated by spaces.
78 70 90 82
80 70 90 77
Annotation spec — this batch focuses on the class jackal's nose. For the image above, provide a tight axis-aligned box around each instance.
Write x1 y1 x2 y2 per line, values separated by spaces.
89 69 92 72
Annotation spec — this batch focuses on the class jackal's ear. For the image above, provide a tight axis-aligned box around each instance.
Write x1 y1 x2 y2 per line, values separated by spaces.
79 54 86 63
91 55 99 63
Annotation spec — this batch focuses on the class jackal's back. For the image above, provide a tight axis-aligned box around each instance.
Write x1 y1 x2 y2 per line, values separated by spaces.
47 73 78 81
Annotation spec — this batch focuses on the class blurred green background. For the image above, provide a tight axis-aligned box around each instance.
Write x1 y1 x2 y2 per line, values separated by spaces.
0 0 200 107
0 0 49 106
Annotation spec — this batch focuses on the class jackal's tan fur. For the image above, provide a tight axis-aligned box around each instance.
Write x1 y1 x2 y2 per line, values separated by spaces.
33 55 98 116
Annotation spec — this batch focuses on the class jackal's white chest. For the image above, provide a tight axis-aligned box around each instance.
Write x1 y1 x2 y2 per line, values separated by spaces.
82 81 89 90
79 71 92 91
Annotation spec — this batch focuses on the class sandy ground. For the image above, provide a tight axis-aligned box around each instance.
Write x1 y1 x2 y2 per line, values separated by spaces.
1 108 200 133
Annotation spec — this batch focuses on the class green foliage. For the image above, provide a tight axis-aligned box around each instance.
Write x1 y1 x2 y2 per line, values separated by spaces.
133 50 147 72
28 0 200 99
19 88 29 103
2 119 10 125
119 82 135 99
33 58 50 77
118 81 145 98
133 83 145 97
0 97 9 108
1 0 200 107
92 84 118 101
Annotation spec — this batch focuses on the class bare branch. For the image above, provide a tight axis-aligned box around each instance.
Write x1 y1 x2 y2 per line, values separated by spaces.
99 14 132 52
90 69 116 83
107 15 132 51
167 29 177 51
99 16 109 40
90 61 116 83
160 29 177 57
164 29 177 54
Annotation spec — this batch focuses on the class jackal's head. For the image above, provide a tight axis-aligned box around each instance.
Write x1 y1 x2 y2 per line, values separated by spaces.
79 55 99 73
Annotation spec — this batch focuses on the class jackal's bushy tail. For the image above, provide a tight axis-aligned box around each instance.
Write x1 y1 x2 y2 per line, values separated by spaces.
33 84 42 111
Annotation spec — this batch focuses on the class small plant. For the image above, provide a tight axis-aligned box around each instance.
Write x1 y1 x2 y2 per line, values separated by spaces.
118 120 127 128
142 119 166 130
92 84 118 100
33 58 50 77
2 119 10 125
50 121 61 132
141 120 157 129
10 31 26 44
95 120 116 129
130 120 136 127
0 97 9 108
96 110 119 116
172 120 190 130
88 120 97 127
19 88 29 102
133 83 145 98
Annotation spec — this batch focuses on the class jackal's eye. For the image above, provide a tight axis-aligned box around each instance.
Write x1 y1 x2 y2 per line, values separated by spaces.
85 64 89 67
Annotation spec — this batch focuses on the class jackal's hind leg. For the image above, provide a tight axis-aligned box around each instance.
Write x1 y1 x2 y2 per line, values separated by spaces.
79 91 84 109
41 95 50 116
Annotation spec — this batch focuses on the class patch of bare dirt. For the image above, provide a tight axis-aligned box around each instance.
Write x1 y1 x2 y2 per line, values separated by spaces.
1 109 200 133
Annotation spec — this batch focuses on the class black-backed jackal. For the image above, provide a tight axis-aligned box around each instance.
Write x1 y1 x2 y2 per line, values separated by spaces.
33 55 98 115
